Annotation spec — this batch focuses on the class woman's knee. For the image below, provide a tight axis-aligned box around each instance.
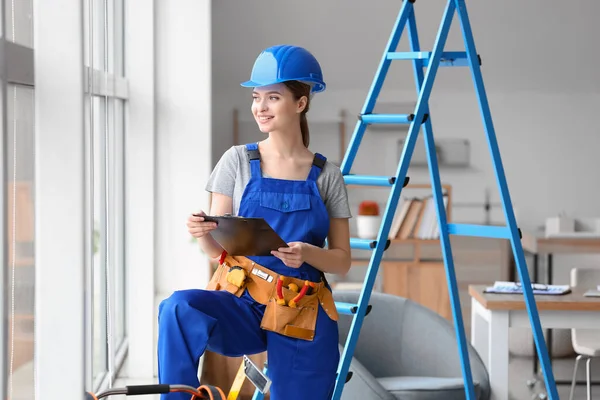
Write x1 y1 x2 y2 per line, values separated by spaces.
158 290 197 320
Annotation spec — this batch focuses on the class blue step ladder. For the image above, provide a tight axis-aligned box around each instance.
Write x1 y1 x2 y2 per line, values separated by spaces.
330 0 558 399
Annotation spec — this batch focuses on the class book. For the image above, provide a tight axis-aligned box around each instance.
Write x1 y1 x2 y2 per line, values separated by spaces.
484 281 571 295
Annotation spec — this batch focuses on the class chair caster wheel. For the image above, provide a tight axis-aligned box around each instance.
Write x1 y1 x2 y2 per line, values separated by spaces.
526 379 538 388
531 393 547 400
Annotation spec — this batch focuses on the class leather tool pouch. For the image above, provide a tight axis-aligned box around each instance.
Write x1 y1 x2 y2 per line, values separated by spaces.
260 283 320 341
259 278 340 341
206 262 246 297
207 254 340 341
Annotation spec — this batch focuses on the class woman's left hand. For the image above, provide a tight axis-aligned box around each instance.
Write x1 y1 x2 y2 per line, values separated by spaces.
271 242 307 268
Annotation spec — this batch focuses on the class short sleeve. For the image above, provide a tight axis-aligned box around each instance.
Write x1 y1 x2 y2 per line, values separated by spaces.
322 165 352 219
205 146 239 197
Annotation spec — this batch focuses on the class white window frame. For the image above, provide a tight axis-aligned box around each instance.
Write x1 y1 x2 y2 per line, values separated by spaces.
34 0 87 399
84 0 130 393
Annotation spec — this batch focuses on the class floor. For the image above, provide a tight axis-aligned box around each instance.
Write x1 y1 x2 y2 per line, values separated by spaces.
108 294 598 400
6 336 597 399
108 354 597 400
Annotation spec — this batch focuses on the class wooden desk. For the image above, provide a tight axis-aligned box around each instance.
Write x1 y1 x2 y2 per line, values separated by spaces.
517 233 600 376
469 284 600 400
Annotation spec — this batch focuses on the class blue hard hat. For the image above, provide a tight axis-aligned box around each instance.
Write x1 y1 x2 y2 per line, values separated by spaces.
241 45 326 93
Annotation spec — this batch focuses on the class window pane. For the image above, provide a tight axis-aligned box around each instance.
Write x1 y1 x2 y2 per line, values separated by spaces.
6 84 35 400
112 99 125 345
114 0 124 77
92 96 108 383
83 0 106 70
107 0 115 75
5 0 33 48
93 0 106 71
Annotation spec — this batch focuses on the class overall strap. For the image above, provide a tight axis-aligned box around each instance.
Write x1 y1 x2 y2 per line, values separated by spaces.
307 153 327 181
245 142 262 178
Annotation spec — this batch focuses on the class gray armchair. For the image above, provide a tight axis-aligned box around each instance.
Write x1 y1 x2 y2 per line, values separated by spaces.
333 290 490 400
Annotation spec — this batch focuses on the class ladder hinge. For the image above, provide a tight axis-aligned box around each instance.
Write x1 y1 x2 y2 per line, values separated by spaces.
406 113 429 123
518 228 522 239
408 113 430 123
478 54 482 65
403 176 410 187
350 304 373 316
369 239 391 250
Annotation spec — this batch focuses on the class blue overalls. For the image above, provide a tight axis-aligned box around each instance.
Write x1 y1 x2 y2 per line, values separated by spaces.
157 143 340 400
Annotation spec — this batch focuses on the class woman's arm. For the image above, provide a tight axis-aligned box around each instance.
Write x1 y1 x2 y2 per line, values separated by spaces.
272 217 352 275
196 192 233 259
303 217 351 275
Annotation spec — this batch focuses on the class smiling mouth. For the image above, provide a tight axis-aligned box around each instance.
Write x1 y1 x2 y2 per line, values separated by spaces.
258 116 273 122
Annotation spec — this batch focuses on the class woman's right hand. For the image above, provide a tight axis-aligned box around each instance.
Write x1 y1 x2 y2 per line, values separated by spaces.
187 210 218 239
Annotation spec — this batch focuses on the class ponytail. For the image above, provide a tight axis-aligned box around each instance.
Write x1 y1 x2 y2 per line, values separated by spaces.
300 113 310 147
284 80 312 148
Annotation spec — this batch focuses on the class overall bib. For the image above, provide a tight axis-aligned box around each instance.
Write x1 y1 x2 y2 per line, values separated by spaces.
157 143 340 400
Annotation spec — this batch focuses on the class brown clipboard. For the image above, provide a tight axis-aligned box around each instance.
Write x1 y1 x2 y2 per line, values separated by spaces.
199 215 288 256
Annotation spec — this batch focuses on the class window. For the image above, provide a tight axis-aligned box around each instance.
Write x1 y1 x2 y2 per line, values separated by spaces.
2 0 35 399
0 0 128 397
83 0 128 390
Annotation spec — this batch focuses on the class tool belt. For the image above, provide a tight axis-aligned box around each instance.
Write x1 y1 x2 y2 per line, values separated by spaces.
206 252 339 341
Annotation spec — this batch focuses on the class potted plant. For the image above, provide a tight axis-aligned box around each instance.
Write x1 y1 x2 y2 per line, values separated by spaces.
356 201 381 239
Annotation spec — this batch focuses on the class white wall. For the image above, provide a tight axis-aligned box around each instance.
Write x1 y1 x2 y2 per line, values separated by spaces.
124 0 156 380
34 0 86 397
123 0 212 381
211 0 600 94
155 0 213 295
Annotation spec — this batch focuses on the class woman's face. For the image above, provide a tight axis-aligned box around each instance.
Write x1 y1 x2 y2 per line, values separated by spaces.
251 83 306 134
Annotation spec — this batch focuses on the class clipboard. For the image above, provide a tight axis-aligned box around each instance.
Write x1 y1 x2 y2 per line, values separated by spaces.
198 215 288 256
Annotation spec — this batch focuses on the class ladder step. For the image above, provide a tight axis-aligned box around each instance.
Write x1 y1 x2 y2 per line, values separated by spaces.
350 238 391 251
344 175 410 187
386 51 480 67
335 302 373 316
447 223 521 239
359 113 428 125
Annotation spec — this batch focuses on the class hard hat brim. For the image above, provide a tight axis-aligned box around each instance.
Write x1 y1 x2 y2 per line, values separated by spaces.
240 79 325 93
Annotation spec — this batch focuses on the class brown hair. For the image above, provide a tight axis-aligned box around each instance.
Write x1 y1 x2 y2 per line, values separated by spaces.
283 80 312 147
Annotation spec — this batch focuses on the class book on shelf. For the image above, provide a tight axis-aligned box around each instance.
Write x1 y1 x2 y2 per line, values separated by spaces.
388 194 449 240
484 281 571 295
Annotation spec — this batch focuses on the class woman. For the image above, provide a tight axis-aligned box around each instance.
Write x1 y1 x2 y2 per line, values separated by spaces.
158 44 352 400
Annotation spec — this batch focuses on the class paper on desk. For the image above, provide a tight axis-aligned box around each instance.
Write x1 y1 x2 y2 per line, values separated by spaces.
485 281 571 295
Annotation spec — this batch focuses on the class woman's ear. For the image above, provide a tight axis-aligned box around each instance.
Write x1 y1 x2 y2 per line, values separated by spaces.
297 96 308 114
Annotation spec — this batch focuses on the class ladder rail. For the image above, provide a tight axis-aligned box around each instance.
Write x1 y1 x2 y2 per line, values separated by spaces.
332 2 417 399
453 0 559 398
406 4 477 400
